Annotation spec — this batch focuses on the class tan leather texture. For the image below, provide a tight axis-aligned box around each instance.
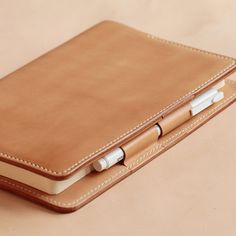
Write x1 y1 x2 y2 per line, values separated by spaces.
122 126 158 162
0 21 235 181
1 79 236 212
158 103 191 135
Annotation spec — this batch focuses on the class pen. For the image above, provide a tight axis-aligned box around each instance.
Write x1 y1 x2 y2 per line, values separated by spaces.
93 83 225 172
157 86 224 136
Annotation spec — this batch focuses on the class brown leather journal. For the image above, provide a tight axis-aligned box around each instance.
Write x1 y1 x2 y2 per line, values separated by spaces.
0 21 235 213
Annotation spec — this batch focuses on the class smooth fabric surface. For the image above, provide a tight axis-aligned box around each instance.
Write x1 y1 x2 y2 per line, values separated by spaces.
0 0 236 235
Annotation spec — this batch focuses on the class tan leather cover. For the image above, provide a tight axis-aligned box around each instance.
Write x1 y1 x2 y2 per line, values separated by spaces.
0 21 236 212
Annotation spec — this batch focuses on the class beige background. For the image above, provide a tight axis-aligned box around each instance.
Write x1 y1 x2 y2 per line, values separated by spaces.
0 1 236 235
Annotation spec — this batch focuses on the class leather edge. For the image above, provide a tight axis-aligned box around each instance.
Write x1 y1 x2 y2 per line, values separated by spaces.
1 79 236 212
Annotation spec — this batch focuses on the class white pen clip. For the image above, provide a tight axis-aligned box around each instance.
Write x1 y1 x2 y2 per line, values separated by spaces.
190 88 224 116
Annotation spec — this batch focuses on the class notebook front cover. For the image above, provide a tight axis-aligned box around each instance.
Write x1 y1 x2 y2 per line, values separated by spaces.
0 21 235 180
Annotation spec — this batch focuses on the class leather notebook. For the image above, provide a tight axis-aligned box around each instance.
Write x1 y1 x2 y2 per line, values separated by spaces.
0 20 235 213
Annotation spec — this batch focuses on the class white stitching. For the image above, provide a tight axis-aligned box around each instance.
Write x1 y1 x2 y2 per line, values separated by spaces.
146 34 234 60
1 90 235 208
0 168 128 207
128 91 236 169
0 35 235 175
